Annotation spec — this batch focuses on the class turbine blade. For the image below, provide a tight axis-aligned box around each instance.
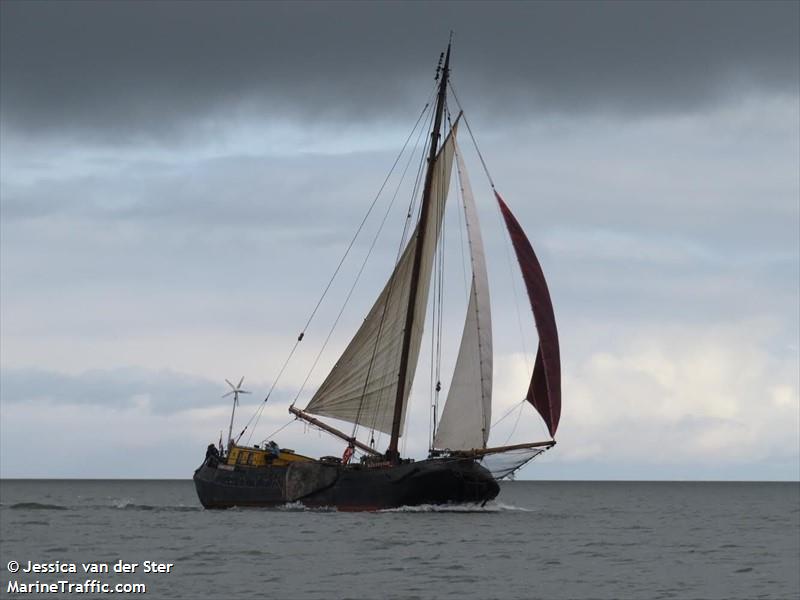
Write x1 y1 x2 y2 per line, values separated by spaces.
238 376 245 389
225 378 235 389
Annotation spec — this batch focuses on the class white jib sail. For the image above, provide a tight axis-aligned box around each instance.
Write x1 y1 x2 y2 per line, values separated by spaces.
304 124 459 436
433 141 493 450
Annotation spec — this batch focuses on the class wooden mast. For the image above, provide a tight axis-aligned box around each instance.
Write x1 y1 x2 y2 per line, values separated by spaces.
386 43 451 463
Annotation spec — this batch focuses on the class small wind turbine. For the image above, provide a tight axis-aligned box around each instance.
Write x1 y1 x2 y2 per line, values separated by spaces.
224 376 250 451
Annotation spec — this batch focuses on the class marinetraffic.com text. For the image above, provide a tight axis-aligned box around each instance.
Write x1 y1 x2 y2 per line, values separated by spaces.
5 559 175 595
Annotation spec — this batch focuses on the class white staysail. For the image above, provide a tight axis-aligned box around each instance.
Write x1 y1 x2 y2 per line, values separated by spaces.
433 143 493 450
304 124 459 436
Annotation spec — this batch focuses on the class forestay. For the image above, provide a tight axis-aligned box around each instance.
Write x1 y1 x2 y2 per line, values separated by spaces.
304 125 459 436
433 142 493 450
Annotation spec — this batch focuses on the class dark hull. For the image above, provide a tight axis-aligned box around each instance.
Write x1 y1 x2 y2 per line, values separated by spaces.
193 457 499 510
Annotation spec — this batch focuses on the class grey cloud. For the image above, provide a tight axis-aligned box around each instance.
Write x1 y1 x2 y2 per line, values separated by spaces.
1 1 797 141
1 94 796 348
2 2 797 482
0 367 292 415
3 96 797 252
1 150 400 233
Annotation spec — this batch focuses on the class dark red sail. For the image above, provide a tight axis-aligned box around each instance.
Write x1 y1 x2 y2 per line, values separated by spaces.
495 192 561 438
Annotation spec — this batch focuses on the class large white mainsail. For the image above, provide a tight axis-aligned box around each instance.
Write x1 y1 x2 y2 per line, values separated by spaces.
433 142 493 450
303 124 459 436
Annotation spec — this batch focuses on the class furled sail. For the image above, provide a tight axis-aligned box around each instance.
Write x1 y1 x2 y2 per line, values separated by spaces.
495 192 561 438
433 142 493 450
304 124 459 436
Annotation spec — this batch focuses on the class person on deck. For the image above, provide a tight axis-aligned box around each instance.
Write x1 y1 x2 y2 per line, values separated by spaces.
205 444 220 466
342 443 355 465
266 441 280 459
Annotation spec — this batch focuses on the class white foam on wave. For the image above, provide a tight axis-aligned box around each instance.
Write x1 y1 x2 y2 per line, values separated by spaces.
227 501 534 513
379 501 534 513
278 502 337 512
494 502 535 512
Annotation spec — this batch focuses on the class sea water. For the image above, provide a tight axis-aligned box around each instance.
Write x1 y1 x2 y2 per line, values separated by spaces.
0 480 797 599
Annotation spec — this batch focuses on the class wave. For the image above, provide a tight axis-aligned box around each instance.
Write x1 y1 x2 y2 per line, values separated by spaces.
279 501 315 511
7 502 68 510
113 503 201 512
225 501 535 513
5 501 201 512
244 502 337 512
6 500 529 513
379 501 533 513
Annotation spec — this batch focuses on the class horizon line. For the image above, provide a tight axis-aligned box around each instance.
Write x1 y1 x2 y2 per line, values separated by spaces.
1 477 798 483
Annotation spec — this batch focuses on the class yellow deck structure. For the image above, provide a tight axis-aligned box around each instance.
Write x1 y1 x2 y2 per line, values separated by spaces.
227 445 314 468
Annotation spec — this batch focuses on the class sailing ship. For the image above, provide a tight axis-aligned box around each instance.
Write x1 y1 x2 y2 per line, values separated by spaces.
193 41 561 510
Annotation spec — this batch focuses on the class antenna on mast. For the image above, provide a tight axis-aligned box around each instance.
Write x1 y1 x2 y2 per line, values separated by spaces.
223 376 250 451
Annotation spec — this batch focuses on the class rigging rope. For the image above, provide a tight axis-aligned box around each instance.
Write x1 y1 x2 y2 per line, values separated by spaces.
450 80 543 440
427 125 448 452
352 109 434 439
433 110 449 449
259 419 296 447
246 77 551 454
428 281 436 450
450 83 531 367
449 83 496 191
503 398 527 445
491 397 527 428
429 106 474 451
358 102 436 447
243 94 436 444
291 100 434 410
454 157 470 302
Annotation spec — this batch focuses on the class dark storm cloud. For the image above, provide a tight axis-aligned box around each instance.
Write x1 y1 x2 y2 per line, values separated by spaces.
1 1 797 140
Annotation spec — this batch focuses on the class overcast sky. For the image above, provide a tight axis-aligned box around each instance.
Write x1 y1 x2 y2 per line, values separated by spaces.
1 1 798 480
